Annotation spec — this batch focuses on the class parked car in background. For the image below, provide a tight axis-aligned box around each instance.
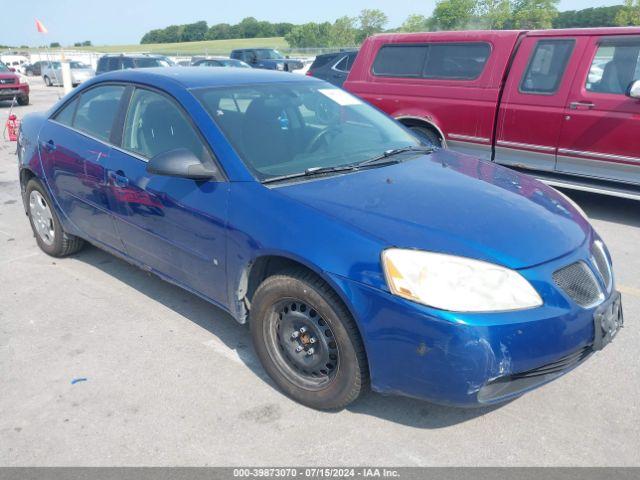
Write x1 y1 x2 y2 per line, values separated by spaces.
24 61 47 76
17 68 622 410
96 54 174 75
345 27 640 200
192 57 251 68
230 48 304 71
307 50 358 87
0 61 29 105
42 61 95 87
0 55 29 73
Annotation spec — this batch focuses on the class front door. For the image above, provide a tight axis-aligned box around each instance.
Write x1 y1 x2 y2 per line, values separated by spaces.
106 87 229 306
38 84 127 250
556 35 640 185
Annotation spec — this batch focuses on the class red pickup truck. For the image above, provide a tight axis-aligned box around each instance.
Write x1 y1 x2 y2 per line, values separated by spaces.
344 28 640 200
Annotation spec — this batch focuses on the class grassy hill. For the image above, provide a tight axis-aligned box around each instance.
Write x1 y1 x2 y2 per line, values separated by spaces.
65 37 288 56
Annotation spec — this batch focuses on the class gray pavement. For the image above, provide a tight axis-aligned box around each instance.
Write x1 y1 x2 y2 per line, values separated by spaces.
1 81 639 466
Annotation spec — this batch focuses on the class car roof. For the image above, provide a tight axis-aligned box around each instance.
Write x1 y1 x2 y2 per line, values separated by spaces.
93 66 322 89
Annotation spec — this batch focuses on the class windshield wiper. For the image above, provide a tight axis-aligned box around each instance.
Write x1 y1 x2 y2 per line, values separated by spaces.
262 164 357 184
356 145 435 167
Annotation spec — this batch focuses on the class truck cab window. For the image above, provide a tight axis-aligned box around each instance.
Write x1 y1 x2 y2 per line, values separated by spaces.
586 42 640 95
520 40 574 94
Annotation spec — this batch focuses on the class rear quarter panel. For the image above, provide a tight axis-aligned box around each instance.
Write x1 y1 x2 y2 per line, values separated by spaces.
344 31 522 156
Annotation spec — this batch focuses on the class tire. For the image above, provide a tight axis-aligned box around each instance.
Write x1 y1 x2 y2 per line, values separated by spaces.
250 268 368 410
17 95 29 106
25 178 84 257
44 76 52 87
409 125 442 148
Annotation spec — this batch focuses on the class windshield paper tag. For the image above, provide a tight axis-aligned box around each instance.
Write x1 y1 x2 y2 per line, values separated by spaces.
318 89 362 106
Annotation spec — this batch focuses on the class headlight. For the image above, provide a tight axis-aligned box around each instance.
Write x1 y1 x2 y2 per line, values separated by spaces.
275 63 285 71
554 188 589 221
382 249 543 312
19 76 27 84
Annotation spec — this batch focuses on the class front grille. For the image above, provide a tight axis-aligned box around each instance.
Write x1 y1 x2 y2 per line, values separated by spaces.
592 241 611 290
553 261 603 308
509 346 591 380
0 78 16 85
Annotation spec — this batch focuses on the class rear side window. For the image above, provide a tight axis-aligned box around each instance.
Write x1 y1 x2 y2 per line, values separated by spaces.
122 88 212 164
54 97 79 126
73 85 125 142
372 43 490 80
520 39 575 94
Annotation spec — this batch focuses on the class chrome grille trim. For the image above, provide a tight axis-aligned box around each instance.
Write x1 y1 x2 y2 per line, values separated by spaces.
592 241 612 291
553 261 604 309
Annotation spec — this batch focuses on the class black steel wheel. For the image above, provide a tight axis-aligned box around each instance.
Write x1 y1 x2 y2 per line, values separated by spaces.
250 268 368 410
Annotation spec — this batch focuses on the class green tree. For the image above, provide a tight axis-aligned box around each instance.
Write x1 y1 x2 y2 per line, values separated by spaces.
616 0 640 25
357 9 388 42
400 14 430 32
206 23 232 40
50 42 61 48
511 0 559 29
237 17 260 38
476 0 512 29
285 22 333 48
431 0 477 30
180 21 208 42
329 16 358 46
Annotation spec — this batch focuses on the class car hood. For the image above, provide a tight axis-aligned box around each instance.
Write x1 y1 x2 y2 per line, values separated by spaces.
0 73 17 80
274 149 590 270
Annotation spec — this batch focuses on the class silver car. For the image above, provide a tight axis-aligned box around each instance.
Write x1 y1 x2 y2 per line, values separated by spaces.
42 61 94 87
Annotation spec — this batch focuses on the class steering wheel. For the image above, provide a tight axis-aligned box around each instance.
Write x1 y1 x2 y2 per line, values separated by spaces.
305 126 341 154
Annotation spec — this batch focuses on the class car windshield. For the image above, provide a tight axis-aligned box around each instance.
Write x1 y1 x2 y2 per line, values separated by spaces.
0 62 9 72
256 49 284 60
195 82 420 181
49 62 61 69
222 59 250 68
134 57 172 68
70 62 89 69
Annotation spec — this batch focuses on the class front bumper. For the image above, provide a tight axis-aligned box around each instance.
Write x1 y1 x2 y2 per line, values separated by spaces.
329 244 622 407
0 84 29 100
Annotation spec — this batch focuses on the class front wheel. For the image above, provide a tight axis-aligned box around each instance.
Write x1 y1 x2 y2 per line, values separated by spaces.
44 76 52 86
17 95 29 106
250 269 368 410
25 178 84 257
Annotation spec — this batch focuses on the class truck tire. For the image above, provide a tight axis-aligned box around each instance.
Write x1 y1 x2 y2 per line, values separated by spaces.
409 125 442 148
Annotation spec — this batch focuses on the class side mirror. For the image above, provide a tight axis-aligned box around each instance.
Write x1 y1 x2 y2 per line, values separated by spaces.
146 148 217 180
626 80 640 99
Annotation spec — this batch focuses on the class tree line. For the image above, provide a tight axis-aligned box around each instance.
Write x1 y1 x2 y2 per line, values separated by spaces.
138 2 640 48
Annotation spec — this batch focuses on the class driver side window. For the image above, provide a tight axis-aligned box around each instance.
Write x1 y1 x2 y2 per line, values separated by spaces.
586 41 640 95
122 88 212 164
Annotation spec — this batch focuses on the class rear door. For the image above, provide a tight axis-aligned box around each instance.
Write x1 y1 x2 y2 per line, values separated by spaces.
495 35 586 171
38 84 127 249
106 86 229 305
556 35 640 185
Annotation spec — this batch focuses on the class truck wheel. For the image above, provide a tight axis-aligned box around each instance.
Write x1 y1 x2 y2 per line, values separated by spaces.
26 178 84 257
17 95 29 106
44 76 52 87
409 125 442 148
250 269 368 410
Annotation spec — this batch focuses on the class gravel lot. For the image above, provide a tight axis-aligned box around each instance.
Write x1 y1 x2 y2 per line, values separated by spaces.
1 81 639 466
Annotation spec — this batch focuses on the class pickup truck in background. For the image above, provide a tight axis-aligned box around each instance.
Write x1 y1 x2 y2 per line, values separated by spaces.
230 48 304 72
344 28 640 200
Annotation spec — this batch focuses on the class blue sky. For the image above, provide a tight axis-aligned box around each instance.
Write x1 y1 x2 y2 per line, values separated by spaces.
1 0 625 46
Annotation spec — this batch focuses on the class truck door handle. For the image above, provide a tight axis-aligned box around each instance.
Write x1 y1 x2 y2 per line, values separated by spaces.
569 101 595 110
108 170 129 187
42 139 56 152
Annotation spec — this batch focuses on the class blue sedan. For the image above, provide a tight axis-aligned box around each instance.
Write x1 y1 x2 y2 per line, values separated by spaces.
17 68 623 409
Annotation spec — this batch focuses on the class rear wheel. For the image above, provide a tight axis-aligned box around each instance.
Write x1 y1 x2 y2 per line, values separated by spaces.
26 179 84 257
44 76 52 86
408 125 442 148
250 269 368 410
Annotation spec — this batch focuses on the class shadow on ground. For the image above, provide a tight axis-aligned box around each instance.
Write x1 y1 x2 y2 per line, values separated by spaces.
559 188 640 228
74 245 503 429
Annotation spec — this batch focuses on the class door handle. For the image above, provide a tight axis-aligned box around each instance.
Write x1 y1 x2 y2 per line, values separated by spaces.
108 170 129 187
42 139 56 152
569 101 595 110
